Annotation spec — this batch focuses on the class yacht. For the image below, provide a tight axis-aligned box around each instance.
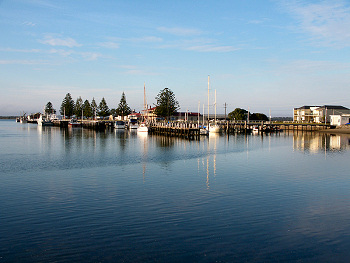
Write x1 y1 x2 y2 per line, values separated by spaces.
114 120 126 129
137 122 148 132
128 119 138 129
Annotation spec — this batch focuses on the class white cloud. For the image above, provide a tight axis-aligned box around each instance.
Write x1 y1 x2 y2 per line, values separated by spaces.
157 26 202 36
80 52 101 61
49 49 73 57
137 36 163 42
281 0 350 47
186 45 239 52
23 21 36 27
0 59 48 65
40 35 82 48
99 42 120 49
0 48 40 53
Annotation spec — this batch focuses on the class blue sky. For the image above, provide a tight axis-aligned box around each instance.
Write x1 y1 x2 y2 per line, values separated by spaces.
1 0 350 116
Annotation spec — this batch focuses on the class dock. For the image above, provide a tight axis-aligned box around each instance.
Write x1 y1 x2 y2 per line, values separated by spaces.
149 123 200 139
37 119 335 139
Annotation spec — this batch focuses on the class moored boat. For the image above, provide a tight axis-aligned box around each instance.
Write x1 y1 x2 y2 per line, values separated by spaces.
128 119 139 129
37 115 53 126
114 120 126 129
137 123 148 132
68 119 82 127
209 124 221 133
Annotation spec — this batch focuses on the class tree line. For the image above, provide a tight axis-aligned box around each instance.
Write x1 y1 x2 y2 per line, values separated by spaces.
228 108 269 121
44 89 267 121
54 92 132 118
44 88 180 120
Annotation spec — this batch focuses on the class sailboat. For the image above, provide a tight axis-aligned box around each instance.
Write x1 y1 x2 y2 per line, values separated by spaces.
208 79 221 133
200 103 209 135
137 83 149 133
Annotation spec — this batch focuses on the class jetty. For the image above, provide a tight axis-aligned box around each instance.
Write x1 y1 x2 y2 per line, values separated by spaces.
149 122 200 139
21 118 335 139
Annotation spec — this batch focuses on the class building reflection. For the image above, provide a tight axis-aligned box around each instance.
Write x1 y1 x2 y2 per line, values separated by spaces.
293 132 350 153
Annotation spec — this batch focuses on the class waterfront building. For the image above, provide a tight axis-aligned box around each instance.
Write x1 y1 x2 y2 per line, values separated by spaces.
293 105 350 123
330 114 350 126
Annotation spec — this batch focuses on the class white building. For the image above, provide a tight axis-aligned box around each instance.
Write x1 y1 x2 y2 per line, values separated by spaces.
294 105 350 123
330 114 350 126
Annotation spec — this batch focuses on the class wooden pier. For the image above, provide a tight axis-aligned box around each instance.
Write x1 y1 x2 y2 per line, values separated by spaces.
149 123 200 139
48 119 334 138
52 120 113 130
223 121 333 134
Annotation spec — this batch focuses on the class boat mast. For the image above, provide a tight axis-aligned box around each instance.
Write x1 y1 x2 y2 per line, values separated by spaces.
198 101 200 127
143 82 147 121
214 89 217 124
208 75 210 125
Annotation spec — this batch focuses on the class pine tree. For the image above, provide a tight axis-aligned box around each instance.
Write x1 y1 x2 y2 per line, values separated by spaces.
154 88 180 120
60 93 75 118
91 97 97 118
83 100 92 118
116 92 131 117
74 96 83 118
45 101 56 115
98 97 110 117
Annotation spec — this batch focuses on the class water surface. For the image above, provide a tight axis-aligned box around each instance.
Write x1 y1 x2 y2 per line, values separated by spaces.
1 120 350 262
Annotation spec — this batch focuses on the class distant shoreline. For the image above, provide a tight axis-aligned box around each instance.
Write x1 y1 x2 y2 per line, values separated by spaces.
0 116 17 119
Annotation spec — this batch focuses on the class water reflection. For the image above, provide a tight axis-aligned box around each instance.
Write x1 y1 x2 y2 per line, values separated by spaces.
138 132 148 182
293 132 350 153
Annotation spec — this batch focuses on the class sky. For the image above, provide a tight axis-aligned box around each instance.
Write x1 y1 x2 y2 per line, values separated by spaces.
1 0 350 117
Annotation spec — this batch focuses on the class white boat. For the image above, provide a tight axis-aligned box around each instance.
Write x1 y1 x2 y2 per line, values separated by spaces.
252 126 259 132
68 119 81 127
114 120 126 129
128 119 139 129
200 127 209 135
209 124 221 133
37 115 53 126
137 123 148 132
209 81 221 133
137 83 148 133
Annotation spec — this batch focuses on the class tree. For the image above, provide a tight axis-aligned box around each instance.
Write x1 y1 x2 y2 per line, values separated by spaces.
154 88 180 120
228 108 248 121
60 93 75 118
83 99 92 118
74 96 83 117
98 97 110 117
250 113 268 121
45 101 56 115
91 97 97 118
116 92 131 117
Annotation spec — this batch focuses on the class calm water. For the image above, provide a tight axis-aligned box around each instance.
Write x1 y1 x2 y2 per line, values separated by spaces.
1 120 350 262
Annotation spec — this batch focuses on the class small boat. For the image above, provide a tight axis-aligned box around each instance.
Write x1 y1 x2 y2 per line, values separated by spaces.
114 120 126 129
200 125 209 135
68 119 81 127
128 119 139 129
252 126 259 132
37 115 53 126
20 117 28 124
209 124 221 133
137 123 148 132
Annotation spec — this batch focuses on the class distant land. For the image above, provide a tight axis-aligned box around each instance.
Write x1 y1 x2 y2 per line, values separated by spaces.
0 116 293 121
0 116 17 119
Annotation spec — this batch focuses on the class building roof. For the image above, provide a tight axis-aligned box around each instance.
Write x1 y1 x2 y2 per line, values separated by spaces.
316 105 349 110
295 105 349 110
294 105 320 110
